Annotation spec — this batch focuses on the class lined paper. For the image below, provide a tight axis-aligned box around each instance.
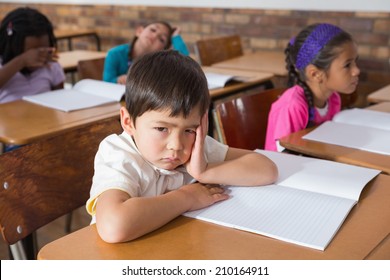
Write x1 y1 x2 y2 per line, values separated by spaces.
184 150 380 250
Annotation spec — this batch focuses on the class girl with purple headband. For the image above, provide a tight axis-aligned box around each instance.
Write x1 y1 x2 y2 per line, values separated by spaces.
265 23 360 152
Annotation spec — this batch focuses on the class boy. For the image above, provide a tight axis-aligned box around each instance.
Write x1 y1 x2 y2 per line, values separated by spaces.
87 50 278 243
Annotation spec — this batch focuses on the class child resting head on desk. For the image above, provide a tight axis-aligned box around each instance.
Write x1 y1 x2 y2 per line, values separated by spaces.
87 50 278 243
0 7 65 104
103 21 189 85
265 23 360 152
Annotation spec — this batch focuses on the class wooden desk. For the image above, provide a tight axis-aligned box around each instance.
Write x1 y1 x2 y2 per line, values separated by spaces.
37 173 390 260
279 104 390 175
367 84 390 103
57 50 106 73
0 100 120 145
55 29 101 51
211 51 287 77
204 66 274 99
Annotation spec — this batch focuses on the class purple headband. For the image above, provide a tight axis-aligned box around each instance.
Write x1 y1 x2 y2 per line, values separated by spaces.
295 24 343 71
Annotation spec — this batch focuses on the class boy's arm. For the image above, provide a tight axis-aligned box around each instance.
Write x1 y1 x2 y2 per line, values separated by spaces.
192 147 278 187
186 114 278 187
95 183 228 243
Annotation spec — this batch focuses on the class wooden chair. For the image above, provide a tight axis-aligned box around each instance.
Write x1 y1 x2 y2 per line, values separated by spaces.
77 57 105 80
0 116 121 259
195 35 243 66
213 88 285 150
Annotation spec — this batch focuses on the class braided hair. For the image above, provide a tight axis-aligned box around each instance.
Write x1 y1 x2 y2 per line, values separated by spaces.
0 7 56 69
285 23 353 127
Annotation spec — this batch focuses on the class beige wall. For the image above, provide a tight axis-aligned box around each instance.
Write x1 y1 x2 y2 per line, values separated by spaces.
1 3 389 106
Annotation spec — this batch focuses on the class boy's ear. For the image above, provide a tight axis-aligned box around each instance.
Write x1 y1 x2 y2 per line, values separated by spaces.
305 64 324 83
120 107 135 135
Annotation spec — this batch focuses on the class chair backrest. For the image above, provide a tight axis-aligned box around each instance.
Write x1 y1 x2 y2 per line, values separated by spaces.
214 88 285 150
0 116 121 246
77 57 105 80
195 35 243 66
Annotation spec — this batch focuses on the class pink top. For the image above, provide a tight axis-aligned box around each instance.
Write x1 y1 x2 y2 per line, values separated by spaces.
265 85 341 151
0 61 65 104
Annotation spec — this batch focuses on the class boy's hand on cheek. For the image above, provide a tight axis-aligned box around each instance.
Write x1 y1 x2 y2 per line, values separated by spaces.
178 183 229 211
185 113 208 180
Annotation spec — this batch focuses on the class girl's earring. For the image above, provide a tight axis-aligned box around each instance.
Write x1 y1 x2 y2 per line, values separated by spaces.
7 22 13 36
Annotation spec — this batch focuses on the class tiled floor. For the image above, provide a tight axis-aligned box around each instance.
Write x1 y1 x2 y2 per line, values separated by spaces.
0 206 90 260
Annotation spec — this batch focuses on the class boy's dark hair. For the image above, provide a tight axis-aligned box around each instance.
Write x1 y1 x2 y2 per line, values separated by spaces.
129 21 174 60
125 50 210 125
0 7 56 67
285 23 353 126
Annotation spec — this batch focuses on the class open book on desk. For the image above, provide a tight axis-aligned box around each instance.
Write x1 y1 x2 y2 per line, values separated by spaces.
303 108 390 155
23 79 125 112
184 150 380 251
205 72 250 90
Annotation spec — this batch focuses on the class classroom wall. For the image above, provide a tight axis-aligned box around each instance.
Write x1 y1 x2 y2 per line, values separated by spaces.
1 3 389 106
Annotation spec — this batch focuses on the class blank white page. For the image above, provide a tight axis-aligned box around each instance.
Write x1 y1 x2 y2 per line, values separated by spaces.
73 79 125 101
333 108 390 131
303 121 390 156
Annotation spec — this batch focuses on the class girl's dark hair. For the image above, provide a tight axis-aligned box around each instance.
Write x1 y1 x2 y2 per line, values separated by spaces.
285 23 353 127
0 7 56 67
125 50 210 125
129 21 174 60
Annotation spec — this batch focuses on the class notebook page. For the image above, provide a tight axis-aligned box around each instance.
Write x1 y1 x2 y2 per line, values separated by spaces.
73 79 125 101
256 150 380 201
303 121 390 156
333 108 390 131
205 72 234 89
23 89 115 112
184 185 357 250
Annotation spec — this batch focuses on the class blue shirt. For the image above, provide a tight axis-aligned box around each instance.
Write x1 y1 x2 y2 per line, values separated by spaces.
103 35 189 83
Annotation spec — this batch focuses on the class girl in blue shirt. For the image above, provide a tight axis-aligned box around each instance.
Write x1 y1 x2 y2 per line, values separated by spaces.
103 21 189 84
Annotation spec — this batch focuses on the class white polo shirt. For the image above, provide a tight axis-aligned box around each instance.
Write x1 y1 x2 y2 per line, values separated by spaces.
86 131 228 221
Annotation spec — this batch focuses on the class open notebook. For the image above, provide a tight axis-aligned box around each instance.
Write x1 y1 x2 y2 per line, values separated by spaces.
23 79 125 112
205 72 250 90
184 150 380 251
302 108 390 155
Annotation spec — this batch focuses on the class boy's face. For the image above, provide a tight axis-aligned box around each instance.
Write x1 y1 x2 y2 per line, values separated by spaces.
121 107 201 170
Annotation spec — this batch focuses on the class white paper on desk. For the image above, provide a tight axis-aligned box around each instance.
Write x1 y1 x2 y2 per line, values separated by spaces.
303 121 390 156
23 79 125 112
333 108 390 131
205 72 249 90
184 150 380 251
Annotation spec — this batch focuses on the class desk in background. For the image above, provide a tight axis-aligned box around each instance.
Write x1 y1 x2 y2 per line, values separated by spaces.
37 173 390 260
57 50 107 73
55 29 101 51
279 103 390 175
367 84 390 104
0 100 121 146
211 51 287 77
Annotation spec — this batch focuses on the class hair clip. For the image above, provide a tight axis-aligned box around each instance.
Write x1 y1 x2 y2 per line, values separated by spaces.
7 22 13 36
